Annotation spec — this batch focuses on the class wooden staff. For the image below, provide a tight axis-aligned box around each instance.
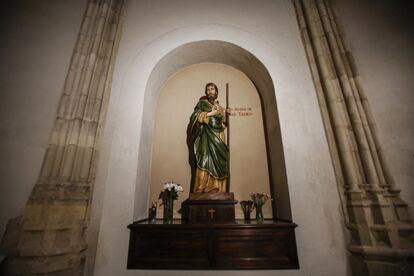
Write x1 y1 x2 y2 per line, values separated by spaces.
226 83 230 192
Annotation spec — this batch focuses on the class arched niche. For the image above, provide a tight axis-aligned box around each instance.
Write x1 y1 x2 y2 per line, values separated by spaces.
136 40 292 221
150 63 273 218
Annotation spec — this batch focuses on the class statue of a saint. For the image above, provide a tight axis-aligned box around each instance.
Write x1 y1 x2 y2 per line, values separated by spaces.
189 83 229 193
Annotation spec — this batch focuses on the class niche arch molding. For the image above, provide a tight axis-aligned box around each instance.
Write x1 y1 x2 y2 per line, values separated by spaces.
138 40 292 221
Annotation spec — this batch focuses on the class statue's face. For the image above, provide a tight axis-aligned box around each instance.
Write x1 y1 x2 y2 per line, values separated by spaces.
206 85 217 98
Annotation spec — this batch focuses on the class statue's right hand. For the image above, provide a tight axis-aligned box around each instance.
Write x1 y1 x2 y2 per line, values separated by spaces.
207 110 219 117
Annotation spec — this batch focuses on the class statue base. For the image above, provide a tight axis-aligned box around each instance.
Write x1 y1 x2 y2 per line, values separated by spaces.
181 192 237 224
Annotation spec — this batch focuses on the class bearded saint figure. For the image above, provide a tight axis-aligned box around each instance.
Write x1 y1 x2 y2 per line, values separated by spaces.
189 83 229 193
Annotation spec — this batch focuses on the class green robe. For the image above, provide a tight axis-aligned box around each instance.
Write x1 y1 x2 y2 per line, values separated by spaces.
190 99 229 179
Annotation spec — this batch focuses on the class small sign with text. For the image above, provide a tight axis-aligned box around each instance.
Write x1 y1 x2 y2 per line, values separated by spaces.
228 107 253 117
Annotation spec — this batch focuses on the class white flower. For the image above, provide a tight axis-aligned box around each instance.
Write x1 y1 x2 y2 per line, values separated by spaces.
163 182 183 193
163 182 173 190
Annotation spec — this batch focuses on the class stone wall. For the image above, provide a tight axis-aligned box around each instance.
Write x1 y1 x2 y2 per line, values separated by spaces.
0 0 412 275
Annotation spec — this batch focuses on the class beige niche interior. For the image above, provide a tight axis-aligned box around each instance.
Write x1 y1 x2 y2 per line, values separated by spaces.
150 63 272 219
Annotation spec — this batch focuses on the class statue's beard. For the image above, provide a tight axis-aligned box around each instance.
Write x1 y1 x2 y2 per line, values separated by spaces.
207 94 218 103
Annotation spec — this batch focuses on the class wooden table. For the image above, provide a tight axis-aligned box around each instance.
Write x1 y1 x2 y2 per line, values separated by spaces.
127 219 299 270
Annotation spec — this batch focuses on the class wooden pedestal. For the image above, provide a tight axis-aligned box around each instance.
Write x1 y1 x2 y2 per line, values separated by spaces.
181 192 237 224
127 219 299 270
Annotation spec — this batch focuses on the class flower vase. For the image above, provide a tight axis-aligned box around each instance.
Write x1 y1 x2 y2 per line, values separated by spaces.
163 197 174 223
255 203 264 222
240 200 254 221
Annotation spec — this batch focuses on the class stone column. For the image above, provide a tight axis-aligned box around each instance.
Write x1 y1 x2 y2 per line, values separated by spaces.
0 0 124 275
293 0 414 275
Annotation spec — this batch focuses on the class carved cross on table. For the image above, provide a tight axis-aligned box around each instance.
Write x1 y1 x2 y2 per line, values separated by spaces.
208 208 216 220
